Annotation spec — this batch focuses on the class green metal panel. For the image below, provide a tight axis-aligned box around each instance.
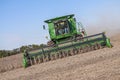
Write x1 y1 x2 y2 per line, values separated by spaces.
48 23 56 39
68 18 77 34
106 38 112 48
44 14 74 23
23 56 27 68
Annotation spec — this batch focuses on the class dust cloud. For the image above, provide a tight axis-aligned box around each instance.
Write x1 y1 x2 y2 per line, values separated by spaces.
85 11 120 37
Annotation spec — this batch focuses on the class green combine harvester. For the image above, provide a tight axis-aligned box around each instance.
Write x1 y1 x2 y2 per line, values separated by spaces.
23 14 112 68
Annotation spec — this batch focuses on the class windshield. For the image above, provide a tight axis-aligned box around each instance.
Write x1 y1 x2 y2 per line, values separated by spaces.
54 21 69 35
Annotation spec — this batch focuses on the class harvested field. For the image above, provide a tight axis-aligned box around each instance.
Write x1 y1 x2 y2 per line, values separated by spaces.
0 33 120 80
0 54 22 73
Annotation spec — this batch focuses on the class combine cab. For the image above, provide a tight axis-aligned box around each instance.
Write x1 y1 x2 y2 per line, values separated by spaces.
23 14 112 68
44 14 86 46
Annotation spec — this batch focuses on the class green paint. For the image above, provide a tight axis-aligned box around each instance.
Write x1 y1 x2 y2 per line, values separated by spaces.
23 57 27 68
106 38 112 48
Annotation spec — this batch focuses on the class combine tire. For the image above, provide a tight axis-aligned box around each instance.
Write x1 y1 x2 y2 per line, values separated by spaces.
47 41 55 47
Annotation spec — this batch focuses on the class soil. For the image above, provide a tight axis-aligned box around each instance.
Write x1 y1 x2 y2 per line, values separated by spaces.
0 54 22 73
0 33 120 80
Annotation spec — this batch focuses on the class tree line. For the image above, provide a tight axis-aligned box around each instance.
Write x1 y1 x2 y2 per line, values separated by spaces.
0 44 47 58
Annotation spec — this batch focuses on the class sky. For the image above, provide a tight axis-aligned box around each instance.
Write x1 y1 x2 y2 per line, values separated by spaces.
0 0 120 50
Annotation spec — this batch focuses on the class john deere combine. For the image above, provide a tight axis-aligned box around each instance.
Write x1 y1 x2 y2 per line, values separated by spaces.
23 14 112 68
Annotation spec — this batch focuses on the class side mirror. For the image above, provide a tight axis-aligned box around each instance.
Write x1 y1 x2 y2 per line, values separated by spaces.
74 18 76 22
43 25 46 30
